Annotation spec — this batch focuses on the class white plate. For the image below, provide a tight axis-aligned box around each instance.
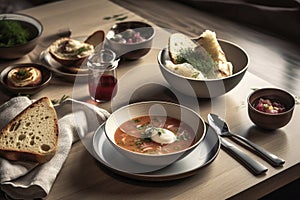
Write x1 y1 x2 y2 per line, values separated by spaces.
40 49 88 82
92 123 220 181
39 36 89 82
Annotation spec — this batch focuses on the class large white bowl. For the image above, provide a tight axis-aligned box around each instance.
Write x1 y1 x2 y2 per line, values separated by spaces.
104 101 206 167
158 40 249 98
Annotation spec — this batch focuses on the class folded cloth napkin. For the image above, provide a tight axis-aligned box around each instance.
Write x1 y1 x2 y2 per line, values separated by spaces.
0 96 110 199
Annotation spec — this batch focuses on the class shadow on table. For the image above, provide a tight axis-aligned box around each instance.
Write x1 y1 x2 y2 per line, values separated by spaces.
259 178 300 199
178 0 300 43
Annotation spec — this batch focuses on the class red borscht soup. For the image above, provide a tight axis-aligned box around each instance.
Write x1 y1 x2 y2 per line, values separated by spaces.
114 116 196 154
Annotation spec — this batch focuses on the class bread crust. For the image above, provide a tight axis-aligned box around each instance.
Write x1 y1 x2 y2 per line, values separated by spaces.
0 97 58 163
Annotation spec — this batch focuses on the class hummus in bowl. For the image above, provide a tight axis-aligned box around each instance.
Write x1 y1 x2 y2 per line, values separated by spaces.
49 37 94 67
7 66 42 87
0 63 52 95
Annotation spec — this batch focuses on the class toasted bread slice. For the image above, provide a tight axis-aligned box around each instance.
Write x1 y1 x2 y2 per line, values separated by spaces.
196 30 233 78
168 33 197 64
0 97 58 163
84 30 105 47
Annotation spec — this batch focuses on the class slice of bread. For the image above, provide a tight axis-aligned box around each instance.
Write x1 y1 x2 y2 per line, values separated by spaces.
84 30 105 47
196 30 233 77
0 97 58 163
168 33 197 64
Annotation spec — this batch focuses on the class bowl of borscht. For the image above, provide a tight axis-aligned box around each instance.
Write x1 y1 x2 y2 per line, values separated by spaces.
247 88 295 130
104 101 206 167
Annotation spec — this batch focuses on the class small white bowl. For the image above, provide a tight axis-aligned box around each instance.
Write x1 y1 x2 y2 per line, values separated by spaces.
104 101 206 167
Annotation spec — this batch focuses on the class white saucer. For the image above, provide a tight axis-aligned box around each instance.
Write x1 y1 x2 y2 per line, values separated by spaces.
40 49 88 82
39 36 89 82
92 123 220 181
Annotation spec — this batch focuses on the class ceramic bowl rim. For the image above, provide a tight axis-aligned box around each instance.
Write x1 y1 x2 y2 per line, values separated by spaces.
106 21 155 46
104 101 206 157
0 63 52 93
0 13 43 48
247 87 295 116
158 39 249 82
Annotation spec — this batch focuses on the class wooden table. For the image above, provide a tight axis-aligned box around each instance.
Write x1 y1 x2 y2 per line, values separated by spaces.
0 0 299 199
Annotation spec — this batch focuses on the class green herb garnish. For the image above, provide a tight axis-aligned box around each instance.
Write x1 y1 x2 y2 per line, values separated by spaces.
75 46 89 55
51 94 70 105
103 13 128 21
15 69 30 79
0 19 31 47
115 16 128 21
178 47 216 78
17 93 31 99
113 14 125 18
103 16 111 20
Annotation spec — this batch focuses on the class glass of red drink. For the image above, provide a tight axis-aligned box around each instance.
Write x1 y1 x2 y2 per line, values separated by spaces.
87 49 118 102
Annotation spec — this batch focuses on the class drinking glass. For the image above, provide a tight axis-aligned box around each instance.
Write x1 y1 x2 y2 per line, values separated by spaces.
87 49 118 102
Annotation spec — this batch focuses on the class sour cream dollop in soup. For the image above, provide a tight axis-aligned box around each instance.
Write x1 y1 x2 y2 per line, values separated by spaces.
114 116 196 154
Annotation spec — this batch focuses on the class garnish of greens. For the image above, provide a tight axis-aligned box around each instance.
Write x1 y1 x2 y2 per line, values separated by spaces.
0 19 31 47
51 95 70 105
178 46 216 78
16 69 30 80
103 13 128 21
75 46 89 55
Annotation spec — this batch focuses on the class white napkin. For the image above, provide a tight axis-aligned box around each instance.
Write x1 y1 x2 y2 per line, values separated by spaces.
0 97 110 199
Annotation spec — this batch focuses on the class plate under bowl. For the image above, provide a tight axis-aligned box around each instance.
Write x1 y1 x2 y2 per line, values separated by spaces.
93 122 220 181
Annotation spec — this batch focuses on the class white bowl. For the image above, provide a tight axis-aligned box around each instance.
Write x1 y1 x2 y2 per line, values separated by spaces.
104 101 206 167
158 40 249 98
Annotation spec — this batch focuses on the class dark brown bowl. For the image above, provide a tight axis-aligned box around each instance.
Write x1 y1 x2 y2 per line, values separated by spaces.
105 21 155 60
0 13 43 59
0 63 52 95
247 88 295 130
49 50 86 67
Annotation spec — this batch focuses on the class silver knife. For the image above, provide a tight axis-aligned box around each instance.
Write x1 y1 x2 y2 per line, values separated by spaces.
220 137 268 175
208 113 285 167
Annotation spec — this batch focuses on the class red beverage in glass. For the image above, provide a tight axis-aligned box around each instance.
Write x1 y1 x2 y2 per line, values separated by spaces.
89 74 118 102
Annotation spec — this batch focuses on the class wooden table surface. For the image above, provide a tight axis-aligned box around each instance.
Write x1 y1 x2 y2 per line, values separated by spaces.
0 0 299 199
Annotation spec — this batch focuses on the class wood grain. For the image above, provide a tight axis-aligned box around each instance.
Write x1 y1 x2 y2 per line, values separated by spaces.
0 0 299 199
